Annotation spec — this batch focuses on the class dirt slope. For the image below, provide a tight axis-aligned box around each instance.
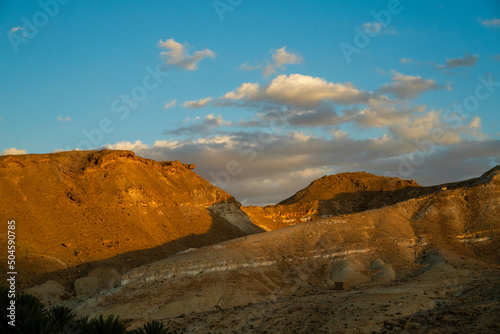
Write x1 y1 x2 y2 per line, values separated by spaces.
0 149 262 288
71 165 500 332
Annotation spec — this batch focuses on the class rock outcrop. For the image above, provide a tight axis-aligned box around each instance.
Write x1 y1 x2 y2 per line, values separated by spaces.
0 149 262 288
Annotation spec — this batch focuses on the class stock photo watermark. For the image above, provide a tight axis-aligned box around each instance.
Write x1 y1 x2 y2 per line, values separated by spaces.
6 220 17 327
213 0 243 21
7 0 71 54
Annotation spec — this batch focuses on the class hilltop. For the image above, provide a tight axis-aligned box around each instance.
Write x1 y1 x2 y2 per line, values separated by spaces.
0 149 262 288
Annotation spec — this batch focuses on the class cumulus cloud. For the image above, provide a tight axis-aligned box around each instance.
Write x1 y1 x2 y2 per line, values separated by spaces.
222 74 368 107
57 116 71 122
240 46 303 77
2 148 27 155
158 38 215 70
480 18 500 27
263 46 303 77
182 97 213 108
164 99 176 109
92 67 498 205
376 71 443 99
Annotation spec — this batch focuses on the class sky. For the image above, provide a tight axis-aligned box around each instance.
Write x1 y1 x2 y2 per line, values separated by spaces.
1 0 499 205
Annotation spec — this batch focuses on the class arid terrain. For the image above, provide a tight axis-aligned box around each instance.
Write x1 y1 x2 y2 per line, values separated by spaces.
1 150 499 333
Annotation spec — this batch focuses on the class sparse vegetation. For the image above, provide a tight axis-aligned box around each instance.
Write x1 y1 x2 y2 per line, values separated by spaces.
0 290 174 334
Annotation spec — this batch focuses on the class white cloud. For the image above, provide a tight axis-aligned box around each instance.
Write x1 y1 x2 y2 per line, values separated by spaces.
222 82 262 101
57 116 71 122
105 140 149 151
480 18 500 27
470 116 481 129
273 46 303 67
164 99 176 109
158 38 215 70
3 148 27 155
9 26 21 34
263 46 303 77
240 46 303 77
222 74 368 107
266 74 365 105
182 97 213 108
399 58 414 64
377 71 443 99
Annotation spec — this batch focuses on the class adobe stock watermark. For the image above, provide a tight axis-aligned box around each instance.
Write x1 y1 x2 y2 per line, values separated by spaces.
7 0 71 54
340 0 410 64
213 0 243 21
397 73 499 178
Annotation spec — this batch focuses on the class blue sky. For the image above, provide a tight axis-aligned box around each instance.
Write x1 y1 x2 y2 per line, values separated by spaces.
1 0 499 205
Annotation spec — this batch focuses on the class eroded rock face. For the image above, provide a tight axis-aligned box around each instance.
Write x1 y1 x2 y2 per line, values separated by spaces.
209 200 262 234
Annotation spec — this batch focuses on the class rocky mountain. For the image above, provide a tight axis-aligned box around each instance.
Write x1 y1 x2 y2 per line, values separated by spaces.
66 164 500 332
2 150 499 333
0 150 262 288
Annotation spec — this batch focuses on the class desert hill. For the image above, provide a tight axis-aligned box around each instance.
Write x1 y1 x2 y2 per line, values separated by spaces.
70 164 500 332
242 169 491 231
0 149 262 288
278 172 420 206
1 150 499 332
